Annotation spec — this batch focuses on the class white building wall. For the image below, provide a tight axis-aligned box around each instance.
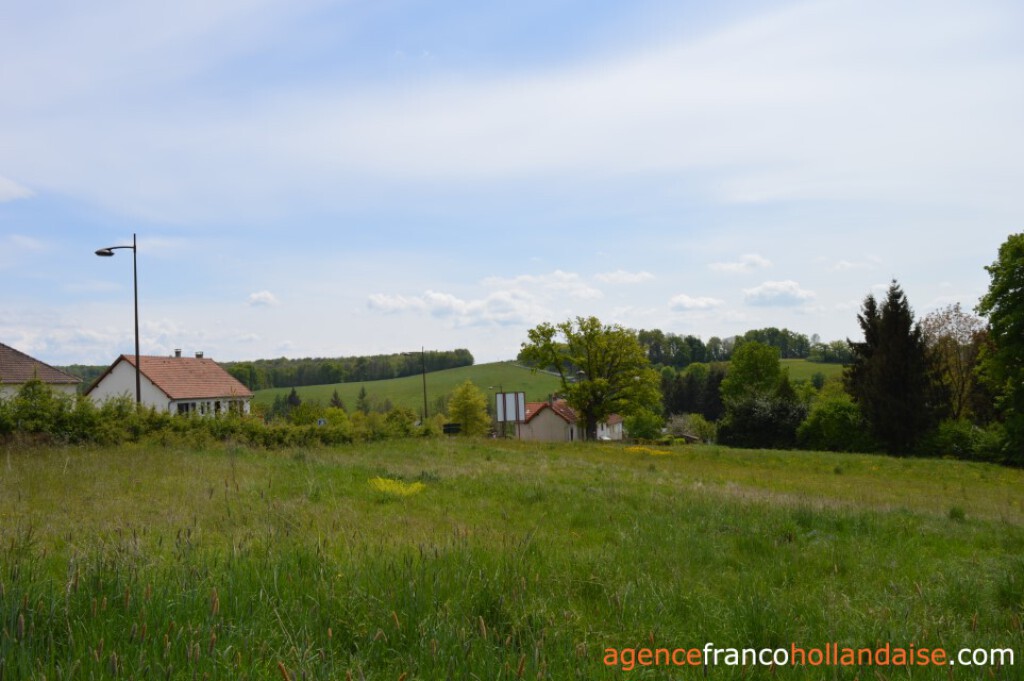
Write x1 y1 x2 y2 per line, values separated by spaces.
89 360 170 411
519 409 580 442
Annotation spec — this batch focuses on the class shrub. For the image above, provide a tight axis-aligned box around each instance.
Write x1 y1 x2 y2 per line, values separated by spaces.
797 388 876 453
624 409 664 442
719 396 807 449
918 420 1009 463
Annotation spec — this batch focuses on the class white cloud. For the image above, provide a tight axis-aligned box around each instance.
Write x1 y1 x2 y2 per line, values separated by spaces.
743 280 816 306
709 254 772 273
0 176 31 202
594 269 655 284
831 255 881 271
368 289 540 327
247 290 279 307
669 293 725 311
482 270 603 300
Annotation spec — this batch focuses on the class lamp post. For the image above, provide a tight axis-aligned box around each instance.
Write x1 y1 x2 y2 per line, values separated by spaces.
403 347 429 421
95 234 140 407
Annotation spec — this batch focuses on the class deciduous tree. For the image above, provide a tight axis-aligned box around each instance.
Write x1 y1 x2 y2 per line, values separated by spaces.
919 303 985 421
520 316 661 440
446 380 490 436
976 232 1024 462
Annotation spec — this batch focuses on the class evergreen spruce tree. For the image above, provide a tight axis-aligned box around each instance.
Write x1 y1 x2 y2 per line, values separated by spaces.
329 389 346 412
356 385 370 415
845 281 937 455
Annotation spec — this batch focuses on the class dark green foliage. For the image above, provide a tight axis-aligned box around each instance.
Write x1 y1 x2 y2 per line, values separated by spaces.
845 281 940 455
718 342 806 449
797 386 876 452
623 408 664 441
737 327 811 359
329 389 346 411
807 339 853 364
977 232 1024 464
718 396 808 449
0 380 448 448
662 362 726 421
918 419 1008 462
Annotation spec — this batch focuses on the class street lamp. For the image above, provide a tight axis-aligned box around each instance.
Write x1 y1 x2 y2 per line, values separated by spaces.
95 234 141 406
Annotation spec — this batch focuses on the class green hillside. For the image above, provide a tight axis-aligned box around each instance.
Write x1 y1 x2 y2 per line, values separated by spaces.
255 359 846 413
254 361 563 412
781 358 845 382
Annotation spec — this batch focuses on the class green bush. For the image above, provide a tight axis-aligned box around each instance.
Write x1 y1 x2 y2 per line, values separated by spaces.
918 420 1009 463
797 388 876 453
719 396 807 449
624 409 664 441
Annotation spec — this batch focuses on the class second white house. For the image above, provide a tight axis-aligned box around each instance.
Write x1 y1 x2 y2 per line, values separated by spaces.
87 351 253 415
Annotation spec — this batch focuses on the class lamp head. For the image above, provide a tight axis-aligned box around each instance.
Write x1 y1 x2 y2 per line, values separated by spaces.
95 248 115 257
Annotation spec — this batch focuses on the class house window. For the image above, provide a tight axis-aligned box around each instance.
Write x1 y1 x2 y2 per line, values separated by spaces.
177 402 195 415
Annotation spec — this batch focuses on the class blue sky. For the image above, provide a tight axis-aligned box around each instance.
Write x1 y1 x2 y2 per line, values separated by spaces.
2 0 1022 366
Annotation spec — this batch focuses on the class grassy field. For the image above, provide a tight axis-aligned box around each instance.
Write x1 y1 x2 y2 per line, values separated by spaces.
254 361 563 412
2 439 1022 679
781 359 845 383
255 360 844 414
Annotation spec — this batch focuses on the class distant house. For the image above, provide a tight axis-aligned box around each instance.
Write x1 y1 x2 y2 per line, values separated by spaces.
519 398 624 442
0 342 82 398
597 414 624 441
87 351 253 415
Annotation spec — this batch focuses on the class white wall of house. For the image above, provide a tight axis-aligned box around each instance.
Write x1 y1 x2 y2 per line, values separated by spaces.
597 420 624 441
0 383 79 400
89 360 169 410
519 408 581 442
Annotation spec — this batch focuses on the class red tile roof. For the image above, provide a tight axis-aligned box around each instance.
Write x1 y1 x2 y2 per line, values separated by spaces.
90 355 253 400
524 399 577 424
0 342 81 385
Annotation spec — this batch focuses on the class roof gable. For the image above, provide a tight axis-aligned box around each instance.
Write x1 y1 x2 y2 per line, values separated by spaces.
89 355 253 400
524 399 577 424
0 342 81 386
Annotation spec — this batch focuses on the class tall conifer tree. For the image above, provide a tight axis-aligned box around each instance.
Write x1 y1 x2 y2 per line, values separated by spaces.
845 281 937 454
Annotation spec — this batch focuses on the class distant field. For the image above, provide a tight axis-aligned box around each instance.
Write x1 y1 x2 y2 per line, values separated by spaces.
2 440 1022 679
782 358 845 382
254 361 563 411
256 359 846 413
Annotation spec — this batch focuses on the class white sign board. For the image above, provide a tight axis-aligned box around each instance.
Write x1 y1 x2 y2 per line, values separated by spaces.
496 391 526 423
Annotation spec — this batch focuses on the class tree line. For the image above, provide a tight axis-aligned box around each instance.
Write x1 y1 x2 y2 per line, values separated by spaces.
221 349 474 390
517 233 1024 465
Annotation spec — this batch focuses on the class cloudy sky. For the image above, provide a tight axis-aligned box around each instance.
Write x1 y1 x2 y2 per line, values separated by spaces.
2 0 1022 366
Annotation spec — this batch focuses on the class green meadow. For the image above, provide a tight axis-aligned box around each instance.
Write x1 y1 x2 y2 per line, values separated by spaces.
780 359 844 383
253 361 564 412
253 360 844 413
2 439 1022 679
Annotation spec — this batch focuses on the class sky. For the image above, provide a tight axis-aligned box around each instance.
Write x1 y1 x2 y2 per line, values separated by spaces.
2 0 1022 366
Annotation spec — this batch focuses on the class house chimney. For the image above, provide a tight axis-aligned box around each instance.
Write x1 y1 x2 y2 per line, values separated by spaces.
174 349 182 358
195 351 204 359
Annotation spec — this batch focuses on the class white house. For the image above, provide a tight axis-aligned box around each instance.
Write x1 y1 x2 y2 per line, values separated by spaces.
87 351 253 415
518 398 624 442
0 342 81 399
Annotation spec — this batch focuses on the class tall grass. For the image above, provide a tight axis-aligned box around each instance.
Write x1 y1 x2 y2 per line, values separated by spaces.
2 440 1022 679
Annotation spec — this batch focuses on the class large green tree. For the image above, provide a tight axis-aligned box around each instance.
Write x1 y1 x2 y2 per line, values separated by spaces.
976 232 1024 462
845 281 938 455
520 316 661 440
719 341 782 403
